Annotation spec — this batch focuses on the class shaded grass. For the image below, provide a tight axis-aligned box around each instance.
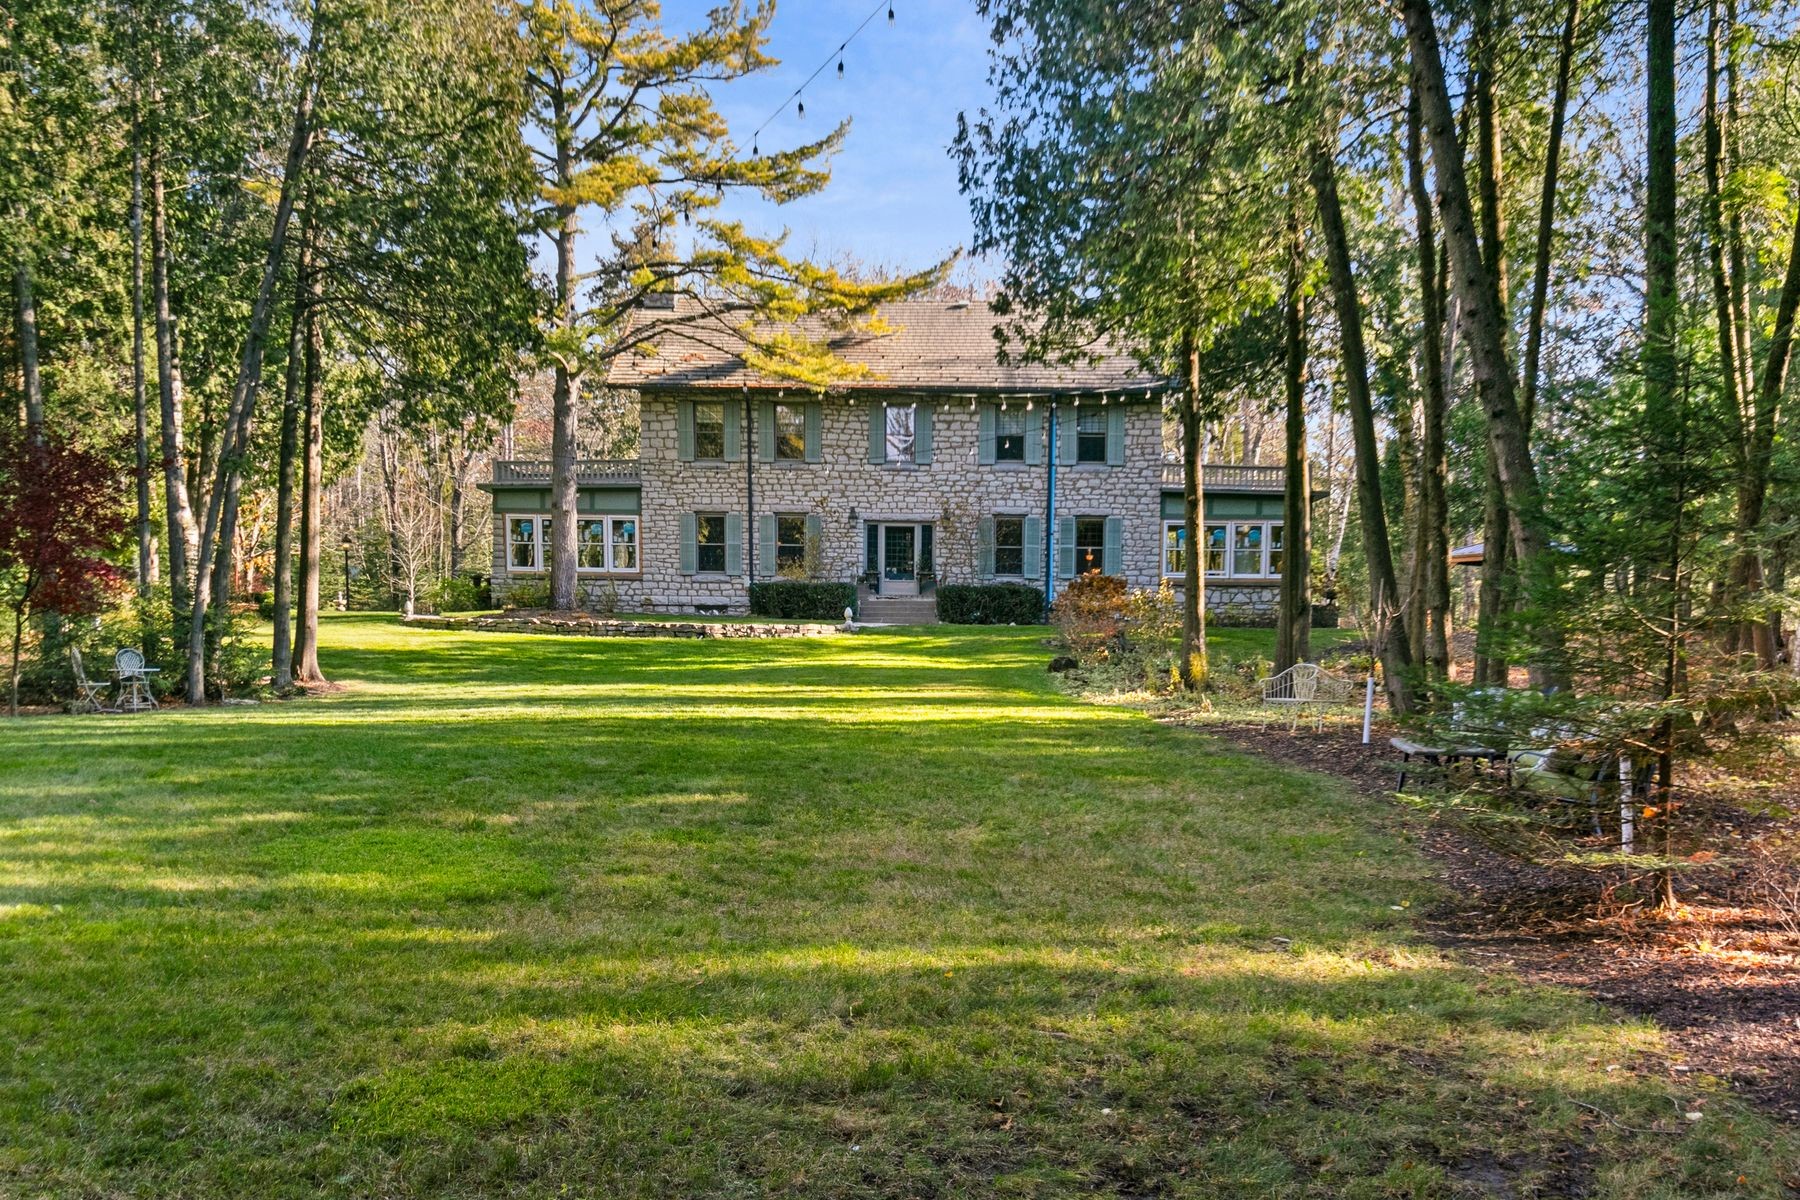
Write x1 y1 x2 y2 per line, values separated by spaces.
0 615 1792 1197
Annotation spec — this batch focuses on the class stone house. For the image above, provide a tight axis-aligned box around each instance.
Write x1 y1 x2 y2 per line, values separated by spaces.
483 299 1298 622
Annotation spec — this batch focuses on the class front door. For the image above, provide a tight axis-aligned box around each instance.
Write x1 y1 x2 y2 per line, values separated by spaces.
880 524 919 595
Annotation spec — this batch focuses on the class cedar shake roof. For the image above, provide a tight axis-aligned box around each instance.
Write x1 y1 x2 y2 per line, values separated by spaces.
605 297 1173 396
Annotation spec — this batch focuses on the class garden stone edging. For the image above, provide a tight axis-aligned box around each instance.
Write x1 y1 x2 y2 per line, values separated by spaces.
404 613 844 640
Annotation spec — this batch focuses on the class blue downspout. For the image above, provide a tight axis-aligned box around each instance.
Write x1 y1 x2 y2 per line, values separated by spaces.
1043 397 1057 618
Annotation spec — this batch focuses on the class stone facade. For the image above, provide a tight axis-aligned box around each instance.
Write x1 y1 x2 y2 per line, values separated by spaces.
487 391 1292 623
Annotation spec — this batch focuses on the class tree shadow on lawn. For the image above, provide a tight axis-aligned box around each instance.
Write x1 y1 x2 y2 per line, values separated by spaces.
3 618 1797 1196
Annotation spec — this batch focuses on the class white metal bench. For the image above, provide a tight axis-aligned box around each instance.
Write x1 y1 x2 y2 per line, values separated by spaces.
1259 662 1355 731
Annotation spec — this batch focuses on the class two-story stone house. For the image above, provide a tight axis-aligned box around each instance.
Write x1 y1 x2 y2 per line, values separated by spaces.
484 299 1296 622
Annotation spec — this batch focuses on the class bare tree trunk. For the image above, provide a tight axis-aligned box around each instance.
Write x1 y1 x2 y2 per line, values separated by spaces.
271 231 311 691
1403 0 1562 689
150 102 198 613
130 86 157 592
293 270 327 684
1408 94 1451 684
185 16 319 702
1521 0 1581 430
13 239 43 441
1733 202 1800 668
547 68 581 612
1312 144 1415 713
1179 331 1208 689
1277 215 1312 674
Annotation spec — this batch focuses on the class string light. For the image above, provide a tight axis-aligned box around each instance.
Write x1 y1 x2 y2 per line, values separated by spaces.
742 0 893 160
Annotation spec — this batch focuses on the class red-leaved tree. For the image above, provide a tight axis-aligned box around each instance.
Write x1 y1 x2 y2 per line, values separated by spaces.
0 425 130 715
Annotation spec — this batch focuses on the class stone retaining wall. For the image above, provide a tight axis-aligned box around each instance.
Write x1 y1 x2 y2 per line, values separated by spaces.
405 614 843 639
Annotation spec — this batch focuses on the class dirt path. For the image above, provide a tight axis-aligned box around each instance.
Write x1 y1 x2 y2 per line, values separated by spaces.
1198 719 1800 1120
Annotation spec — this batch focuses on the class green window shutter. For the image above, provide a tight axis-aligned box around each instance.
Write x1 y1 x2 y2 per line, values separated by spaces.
1024 408 1043 466
804 512 822 549
1022 515 1043 579
678 512 697 574
868 403 885 464
757 514 776 578
725 513 744 575
977 516 996 579
1103 516 1123 574
977 404 996 465
1106 405 1126 466
804 403 822 462
1057 517 1077 578
1057 407 1077 466
723 400 743 461
676 401 695 462
915 405 933 465
757 401 775 461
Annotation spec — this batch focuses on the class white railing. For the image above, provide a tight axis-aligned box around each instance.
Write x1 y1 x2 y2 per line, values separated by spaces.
1159 462 1287 491
492 459 640 486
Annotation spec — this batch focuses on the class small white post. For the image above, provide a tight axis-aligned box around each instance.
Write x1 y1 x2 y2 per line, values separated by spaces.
1362 674 1376 744
1619 756 1635 851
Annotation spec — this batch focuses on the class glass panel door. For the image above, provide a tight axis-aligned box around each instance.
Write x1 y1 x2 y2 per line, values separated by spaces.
880 524 918 595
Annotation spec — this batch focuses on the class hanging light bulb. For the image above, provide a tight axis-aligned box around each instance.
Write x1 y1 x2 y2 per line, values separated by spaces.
837 49 845 77
751 139 759 157
1026 399 1034 411
887 2 894 22
797 96 805 118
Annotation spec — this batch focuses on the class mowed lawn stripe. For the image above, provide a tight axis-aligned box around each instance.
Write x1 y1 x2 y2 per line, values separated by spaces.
0 615 1791 1198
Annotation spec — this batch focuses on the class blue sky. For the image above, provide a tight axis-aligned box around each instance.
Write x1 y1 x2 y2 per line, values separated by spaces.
658 0 994 276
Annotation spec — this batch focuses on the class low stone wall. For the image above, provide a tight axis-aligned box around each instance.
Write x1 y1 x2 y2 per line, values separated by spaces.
404 613 842 639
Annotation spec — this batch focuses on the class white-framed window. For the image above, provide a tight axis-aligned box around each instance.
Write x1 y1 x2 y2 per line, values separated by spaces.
1183 519 1284 579
507 515 641 574
508 517 540 571
884 403 917 463
1204 523 1227 576
774 403 806 461
1162 521 1186 577
994 515 1025 576
609 517 638 571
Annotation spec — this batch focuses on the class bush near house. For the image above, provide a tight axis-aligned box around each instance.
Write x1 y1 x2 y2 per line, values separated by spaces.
748 580 856 621
935 583 1045 625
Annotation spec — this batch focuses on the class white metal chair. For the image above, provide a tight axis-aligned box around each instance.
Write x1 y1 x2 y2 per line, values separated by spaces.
1259 662 1355 731
113 648 160 711
70 646 113 714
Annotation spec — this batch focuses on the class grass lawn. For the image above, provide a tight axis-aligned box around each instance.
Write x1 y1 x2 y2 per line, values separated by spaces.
1 616 1793 1197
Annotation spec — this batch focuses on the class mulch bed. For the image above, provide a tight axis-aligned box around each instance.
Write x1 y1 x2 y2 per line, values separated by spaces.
1199 718 1800 1120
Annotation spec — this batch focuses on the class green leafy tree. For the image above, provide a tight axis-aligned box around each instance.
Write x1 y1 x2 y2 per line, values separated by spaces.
521 0 942 611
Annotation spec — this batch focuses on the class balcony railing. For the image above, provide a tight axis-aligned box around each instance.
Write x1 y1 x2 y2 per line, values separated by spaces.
492 459 640 486
1159 462 1287 492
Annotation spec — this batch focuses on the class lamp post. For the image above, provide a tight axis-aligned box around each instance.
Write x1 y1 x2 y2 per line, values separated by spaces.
339 534 353 611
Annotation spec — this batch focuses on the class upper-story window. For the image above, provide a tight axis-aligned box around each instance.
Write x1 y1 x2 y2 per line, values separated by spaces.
885 403 916 463
1076 408 1108 463
694 401 726 460
995 408 1027 461
774 403 806 460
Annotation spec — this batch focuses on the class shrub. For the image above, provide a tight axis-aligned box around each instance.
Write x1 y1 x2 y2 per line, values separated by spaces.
502 577 551 610
748 580 856 621
936 583 1045 625
1050 572 1130 661
430 575 488 614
